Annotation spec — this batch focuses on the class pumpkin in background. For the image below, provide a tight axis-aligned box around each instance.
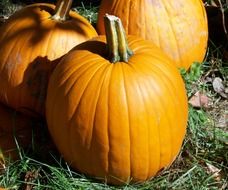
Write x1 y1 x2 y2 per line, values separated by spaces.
0 0 97 117
46 14 188 185
97 0 208 70
0 102 43 164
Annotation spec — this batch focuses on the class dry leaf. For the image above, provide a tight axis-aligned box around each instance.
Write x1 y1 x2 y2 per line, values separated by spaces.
212 77 228 98
206 163 221 181
189 91 210 108
23 169 40 190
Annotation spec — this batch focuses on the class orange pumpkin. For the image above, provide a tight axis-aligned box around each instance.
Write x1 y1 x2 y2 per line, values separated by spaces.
46 15 188 184
97 0 208 70
0 0 97 117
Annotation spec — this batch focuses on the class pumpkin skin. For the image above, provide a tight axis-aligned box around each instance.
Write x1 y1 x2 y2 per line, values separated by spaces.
0 2 97 117
46 33 188 184
97 0 208 70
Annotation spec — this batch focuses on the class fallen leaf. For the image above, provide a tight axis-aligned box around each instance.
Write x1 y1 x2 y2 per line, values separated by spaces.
217 112 228 129
206 163 221 181
23 169 40 190
212 77 228 98
225 87 228 94
189 91 210 108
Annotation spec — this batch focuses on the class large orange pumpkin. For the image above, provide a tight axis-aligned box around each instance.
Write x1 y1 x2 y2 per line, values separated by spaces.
46 15 188 185
0 0 97 117
97 0 208 70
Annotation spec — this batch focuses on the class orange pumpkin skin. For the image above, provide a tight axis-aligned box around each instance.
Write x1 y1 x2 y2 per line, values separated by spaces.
46 35 188 184
0 3 97 117
97 0 208 70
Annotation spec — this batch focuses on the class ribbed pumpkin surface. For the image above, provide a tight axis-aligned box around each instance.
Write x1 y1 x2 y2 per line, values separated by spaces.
46 35 188 184
97 0 208 69
0 3 97 116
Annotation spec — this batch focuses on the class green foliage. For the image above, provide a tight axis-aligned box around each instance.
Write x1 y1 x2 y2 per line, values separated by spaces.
72 3 98 25
0 0 22 16
180 62 205 97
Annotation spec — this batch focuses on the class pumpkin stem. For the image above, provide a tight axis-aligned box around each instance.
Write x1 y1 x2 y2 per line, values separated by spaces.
52 0 73 21
104 14 133 63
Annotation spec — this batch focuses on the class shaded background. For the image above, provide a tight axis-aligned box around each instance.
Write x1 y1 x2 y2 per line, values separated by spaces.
11 0 101 6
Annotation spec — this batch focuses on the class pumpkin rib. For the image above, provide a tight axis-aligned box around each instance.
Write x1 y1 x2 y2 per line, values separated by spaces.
0 7 34 42
106 64 113 178
69 60 107 113
129 59 166 174
127 0 133 35
47 61 106 169
141 0 147 39
188 0 207 64
144 59 187 163
102 66 113 176
121 64 132 181
124 60 173 179
143 81 162 177
1 28 33 109
128 37 186 171
160 0 182 64
131 55 186 169
149 2 160 46
1 31 21 77
42 21 56 58
128 61 162 178
67 60 108 120
152 67 177 166
58 54 105 101
91 64 113 177
0 19 17 42
122 62 150 179
143 54 186 107
69 63 109 175
107 63 133 182
56 54 96 88
131 67 152 179
146 69 172 170
46 54 91 155
176 1 197 66
93 64 112 175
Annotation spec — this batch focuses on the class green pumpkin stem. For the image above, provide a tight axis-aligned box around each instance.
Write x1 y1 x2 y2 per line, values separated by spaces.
52 0 73 21
104 14 133 63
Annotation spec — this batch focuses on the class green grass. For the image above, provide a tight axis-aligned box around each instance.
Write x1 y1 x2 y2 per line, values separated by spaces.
72 2 98 25
0 1 228 190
